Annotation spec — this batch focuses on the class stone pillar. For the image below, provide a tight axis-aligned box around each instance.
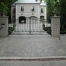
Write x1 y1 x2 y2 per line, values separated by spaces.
0 16 8 37
51 16 60 37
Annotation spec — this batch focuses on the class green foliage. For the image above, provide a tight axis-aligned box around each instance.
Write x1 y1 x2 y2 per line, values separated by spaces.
60 0 66 26
8 24 15 35
42 24 51 34
46 0 54 23
0 2 9 15
54 0 60 15
42 24 66 35
45 0 66 33
0 0 17 15
45 0 60 23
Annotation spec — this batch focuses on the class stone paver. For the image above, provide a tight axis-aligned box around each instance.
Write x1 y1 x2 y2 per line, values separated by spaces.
0 34 66 57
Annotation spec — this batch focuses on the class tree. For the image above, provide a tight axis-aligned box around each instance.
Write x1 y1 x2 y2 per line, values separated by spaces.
45 0 60 23
0 2 9 15
0 0 17 15
46 0 54 23
60 0 66 26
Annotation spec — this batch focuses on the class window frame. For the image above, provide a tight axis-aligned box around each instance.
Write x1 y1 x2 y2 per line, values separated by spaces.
31 6 35 12
21 6 24 12
41 8 44 13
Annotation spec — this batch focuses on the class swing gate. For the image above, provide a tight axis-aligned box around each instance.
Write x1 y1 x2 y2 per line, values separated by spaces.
12 17 47 35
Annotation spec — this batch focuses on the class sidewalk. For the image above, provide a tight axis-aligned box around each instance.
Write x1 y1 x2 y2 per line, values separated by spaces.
0 34 66 57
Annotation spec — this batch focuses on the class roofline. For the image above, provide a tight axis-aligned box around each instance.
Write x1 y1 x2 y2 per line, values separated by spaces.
15 3 40 4
11 5 15 7
40 5 47 7
11 3 41 7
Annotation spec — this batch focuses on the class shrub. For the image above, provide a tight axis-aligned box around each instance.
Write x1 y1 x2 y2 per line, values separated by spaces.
8 25 15 35
42 24 51 34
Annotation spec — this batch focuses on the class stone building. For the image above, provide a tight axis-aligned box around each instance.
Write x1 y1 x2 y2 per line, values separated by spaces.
11 0 47 23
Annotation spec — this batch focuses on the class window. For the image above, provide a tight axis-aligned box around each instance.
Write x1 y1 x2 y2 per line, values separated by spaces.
41 8 43 13
21 6 24 12
36 0 38 2
31 6 35 12
40 0 42 3
13 8 15 13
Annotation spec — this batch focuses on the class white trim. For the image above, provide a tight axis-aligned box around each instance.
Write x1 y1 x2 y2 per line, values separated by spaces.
38 5 40 18
16 13 38 14
15 5 17 19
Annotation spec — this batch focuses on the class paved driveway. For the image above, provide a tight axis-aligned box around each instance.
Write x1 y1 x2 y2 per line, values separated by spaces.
0 35 66 57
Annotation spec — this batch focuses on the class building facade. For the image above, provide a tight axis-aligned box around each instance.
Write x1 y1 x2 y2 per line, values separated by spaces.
11 0 47 23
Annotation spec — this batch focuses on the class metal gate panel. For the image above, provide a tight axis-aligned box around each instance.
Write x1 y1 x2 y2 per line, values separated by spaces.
12 17 47 35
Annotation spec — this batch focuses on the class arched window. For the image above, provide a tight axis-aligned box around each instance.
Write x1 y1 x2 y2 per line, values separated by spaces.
41 8 43 13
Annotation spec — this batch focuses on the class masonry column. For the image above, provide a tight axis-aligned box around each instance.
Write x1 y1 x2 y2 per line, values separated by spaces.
51 16 60 37
0 16 8 37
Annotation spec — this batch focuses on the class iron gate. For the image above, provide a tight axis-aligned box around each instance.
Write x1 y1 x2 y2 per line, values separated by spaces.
12 17 47 35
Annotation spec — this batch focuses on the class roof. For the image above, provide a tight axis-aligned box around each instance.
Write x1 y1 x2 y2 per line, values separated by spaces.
11 3 15 6
40 1 46 6
11 0 46 6
15 0 40 4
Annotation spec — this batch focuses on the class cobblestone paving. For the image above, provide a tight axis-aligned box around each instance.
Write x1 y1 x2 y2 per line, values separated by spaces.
0 35 66 57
